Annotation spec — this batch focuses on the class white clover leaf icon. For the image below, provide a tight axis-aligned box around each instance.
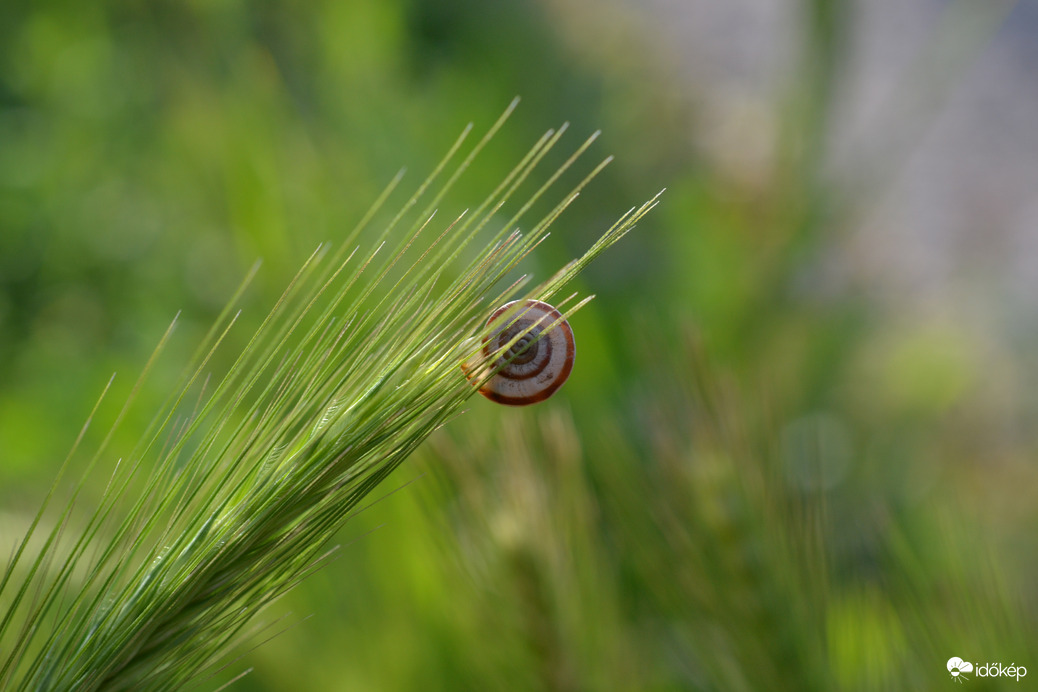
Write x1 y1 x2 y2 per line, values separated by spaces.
947 657 973 682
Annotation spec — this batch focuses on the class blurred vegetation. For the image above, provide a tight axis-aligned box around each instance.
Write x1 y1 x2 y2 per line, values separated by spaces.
1 0 1035 690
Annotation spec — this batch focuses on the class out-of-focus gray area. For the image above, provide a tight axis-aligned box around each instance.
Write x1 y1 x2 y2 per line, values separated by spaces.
629 0 1038 312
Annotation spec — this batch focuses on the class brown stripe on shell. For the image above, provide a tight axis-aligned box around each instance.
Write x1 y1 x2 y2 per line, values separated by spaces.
466 299 576 406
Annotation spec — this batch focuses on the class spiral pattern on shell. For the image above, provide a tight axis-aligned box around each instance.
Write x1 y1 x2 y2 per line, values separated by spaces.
467 299 575 406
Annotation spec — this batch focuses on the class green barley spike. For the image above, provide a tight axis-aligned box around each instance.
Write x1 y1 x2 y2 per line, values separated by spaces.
0 101 662 691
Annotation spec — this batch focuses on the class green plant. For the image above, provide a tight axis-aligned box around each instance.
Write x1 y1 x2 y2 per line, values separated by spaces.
0 101 661 691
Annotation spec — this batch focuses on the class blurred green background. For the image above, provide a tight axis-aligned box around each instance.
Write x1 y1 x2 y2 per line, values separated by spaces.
2 0 1036 689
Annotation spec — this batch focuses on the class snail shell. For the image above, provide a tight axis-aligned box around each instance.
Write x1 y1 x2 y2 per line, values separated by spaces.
467 299 575 406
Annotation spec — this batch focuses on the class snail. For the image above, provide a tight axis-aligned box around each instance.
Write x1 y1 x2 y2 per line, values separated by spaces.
464 299 575 406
